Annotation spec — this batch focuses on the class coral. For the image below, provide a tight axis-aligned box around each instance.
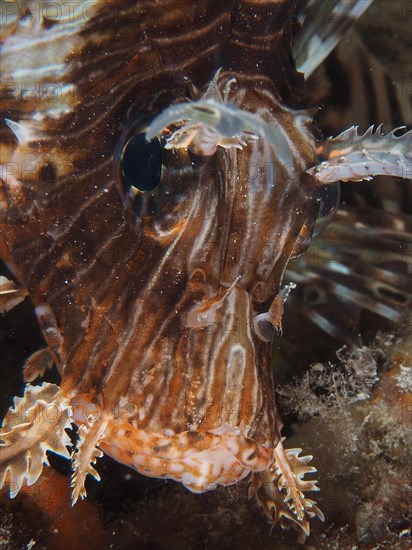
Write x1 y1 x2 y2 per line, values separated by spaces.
276 325 412 549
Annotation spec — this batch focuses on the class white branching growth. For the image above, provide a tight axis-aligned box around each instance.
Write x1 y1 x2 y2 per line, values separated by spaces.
70 418 108 505
308 125 412 184
277 346 379 422
0 383 72 497
249 439 323 543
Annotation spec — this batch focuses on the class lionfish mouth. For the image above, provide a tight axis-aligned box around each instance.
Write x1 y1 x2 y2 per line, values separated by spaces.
68 278 282 492
99 423 274 493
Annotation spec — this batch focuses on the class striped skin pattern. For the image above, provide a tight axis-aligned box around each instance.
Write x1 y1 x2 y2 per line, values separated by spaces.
0 0 410 541
0 0 326 538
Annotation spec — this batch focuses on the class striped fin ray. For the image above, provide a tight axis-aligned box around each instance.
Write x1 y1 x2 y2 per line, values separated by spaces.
287 4 412 348
293 0 374 78
286 208 412 348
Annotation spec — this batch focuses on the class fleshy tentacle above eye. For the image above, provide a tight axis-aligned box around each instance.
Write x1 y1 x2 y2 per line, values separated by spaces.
145 98 259 157
308 126 412 184
146 97 300 165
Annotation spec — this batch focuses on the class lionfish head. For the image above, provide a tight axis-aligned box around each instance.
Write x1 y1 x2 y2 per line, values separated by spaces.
106 69 321 448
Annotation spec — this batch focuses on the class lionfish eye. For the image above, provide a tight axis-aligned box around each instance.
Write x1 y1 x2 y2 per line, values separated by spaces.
121 133 162 192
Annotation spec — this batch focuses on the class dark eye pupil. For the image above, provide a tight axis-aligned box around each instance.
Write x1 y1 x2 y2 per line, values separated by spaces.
121 133 162 192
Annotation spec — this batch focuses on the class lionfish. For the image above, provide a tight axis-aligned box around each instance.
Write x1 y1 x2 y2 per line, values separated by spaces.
0 0 410 542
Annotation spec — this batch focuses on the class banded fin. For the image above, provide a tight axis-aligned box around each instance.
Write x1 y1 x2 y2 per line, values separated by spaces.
0 383 72 498
0 275 27 313
309 126 412 184
71 419 107 505
23 347 54 383
249 439 323 543
293 8 412 348
294 0 374 78
286 208 412 348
